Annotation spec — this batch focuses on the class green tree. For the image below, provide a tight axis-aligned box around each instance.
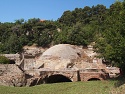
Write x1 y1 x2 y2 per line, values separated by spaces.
94 1 125 73
4 34 22 53
58 10 75 26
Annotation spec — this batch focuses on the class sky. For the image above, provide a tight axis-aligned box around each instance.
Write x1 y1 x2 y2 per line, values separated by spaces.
0 0 116 23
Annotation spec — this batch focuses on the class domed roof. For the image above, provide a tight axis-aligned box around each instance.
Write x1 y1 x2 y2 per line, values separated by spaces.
39 44 82 60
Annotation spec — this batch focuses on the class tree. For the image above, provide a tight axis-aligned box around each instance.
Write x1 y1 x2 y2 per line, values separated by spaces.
58 10 75 26
94 1 125 73
15 19 25 24
4 34 22 53
68 25 88 45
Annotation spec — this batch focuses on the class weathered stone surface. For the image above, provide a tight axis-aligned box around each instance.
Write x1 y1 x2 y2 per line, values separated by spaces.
35 44 107 70
36 44 85 69
0 64 26 87
23 44 45 56
40 44 82 60
0 75 26 87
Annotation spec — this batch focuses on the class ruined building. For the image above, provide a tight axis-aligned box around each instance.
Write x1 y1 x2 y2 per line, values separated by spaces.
0 44 120 86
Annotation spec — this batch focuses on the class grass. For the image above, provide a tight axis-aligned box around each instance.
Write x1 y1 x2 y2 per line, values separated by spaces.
110 85 125 94
110 77 125 94
0 80 119 94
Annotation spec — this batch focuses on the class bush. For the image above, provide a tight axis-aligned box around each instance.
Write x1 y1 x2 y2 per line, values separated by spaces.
0 56 10 64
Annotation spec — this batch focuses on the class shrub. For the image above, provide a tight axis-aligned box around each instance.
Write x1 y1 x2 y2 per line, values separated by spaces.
0 56 10 64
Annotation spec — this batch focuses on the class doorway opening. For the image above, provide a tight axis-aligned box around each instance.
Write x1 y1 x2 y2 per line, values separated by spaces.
46 74 72 83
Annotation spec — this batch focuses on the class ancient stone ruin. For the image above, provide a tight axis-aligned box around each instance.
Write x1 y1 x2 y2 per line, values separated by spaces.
0 44 120 86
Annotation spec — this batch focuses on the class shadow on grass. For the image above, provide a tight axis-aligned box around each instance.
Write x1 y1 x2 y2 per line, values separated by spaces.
110 75 125 88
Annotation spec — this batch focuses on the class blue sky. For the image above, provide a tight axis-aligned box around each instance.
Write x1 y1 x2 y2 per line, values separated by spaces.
0 0 116 23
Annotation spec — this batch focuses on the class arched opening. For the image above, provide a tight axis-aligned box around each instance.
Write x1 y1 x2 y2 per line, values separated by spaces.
88 78 100 81
46 74 72 83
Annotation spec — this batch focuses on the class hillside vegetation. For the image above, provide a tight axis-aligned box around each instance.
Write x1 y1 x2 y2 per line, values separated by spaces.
0 1 125 73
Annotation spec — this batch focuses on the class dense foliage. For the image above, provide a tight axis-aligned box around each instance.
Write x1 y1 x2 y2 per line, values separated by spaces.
0 1 125 71
94 0 125 72
0 4 107 53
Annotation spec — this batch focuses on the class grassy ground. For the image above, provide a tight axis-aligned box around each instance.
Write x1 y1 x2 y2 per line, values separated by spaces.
0 80 120 94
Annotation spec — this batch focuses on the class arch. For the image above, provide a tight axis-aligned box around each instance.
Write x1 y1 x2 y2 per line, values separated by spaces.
85 75 103 81
46 74 72 83
87 78 101 81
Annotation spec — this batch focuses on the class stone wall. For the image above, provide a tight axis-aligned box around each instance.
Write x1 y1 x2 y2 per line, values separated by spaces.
0 64 26 86
24 68 109 85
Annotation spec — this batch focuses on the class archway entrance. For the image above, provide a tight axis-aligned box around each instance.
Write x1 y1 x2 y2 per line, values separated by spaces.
88 78 100 81
46 74 72 83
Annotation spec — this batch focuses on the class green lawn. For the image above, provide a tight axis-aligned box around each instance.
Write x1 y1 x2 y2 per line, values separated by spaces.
0 80 123 94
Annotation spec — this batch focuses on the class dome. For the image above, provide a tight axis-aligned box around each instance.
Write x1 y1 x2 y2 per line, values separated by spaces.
39 44 82 60
35 44 105 70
